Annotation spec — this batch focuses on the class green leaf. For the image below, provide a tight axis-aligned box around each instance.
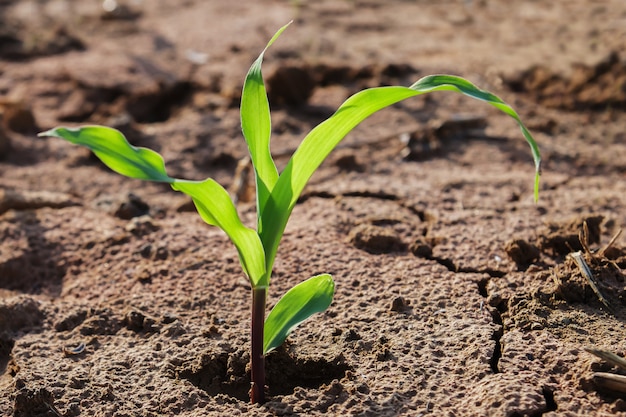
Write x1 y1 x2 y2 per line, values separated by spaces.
172 179 266 283
39 126 267 286
263 274 335 354
258 77 542 278
409 75 541 201
39 126 172 182
241 22 291 224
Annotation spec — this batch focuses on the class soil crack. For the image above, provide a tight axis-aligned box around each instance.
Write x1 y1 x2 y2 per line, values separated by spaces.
477 275 505 375
423 254 506 278
541 387 558 414
489 325 503 374
298 189 399 204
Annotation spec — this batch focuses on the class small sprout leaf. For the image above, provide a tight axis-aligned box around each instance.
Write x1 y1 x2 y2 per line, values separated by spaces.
39 126 172 182
263 273 335 354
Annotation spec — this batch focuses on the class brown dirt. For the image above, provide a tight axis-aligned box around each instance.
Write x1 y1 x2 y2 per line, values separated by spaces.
1 0 626 415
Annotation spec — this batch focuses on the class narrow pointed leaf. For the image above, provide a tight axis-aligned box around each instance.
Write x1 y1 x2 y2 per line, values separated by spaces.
263 274 335 354
40 126 266 285
241 22 291 223
259 77 541 276
39 126 172 182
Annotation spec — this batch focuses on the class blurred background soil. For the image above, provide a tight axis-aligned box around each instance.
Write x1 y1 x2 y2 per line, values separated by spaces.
0 0 625 415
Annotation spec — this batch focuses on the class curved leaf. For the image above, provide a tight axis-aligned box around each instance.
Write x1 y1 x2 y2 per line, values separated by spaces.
39 126 266 285
263 274 335 354
172 179 266 283
259 77 542 278
409 75 541 200
39 126 172 182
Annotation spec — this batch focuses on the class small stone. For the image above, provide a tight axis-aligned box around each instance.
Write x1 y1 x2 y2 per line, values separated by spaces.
125 215 159 236
203 325 220 336
161 313 178 324
79 309 121 336
138 244 153 259
487 292 503 307
390 296 410 312
155 245 168 260
114 193 150 220
348 223 406 254
135 269 152 283
124 310 146 332
409 238 433 258
124 309 159 333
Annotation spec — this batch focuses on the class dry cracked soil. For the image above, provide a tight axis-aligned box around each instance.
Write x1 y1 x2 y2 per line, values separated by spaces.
1 1 626 416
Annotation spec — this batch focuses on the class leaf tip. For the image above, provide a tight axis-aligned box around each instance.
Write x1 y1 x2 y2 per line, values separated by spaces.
37 128 57 138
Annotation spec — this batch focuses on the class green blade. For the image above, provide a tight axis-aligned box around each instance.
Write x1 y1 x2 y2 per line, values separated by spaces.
172 179 266 283
40 125 266 286
259 77 541 277
39 126 172 182
241 22 291 224
410 74 541 201
263 273 335 354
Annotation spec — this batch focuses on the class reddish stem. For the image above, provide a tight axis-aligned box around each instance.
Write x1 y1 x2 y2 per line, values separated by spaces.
250 286 267 404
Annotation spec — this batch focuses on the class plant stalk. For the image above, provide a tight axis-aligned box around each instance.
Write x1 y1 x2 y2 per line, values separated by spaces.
250 286 267 404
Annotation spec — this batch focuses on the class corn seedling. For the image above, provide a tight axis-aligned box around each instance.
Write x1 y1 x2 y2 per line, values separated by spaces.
39 23 541 404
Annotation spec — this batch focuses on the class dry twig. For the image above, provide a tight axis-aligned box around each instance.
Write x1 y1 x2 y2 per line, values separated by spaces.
585 347 626 395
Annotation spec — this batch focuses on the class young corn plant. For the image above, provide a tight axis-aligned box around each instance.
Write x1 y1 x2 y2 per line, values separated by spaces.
39 23 540 404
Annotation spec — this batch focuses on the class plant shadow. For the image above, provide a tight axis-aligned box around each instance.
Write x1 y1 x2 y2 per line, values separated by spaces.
179 342 352 403
0 210 66 296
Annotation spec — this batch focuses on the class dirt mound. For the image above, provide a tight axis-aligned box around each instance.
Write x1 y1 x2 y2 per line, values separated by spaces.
505 52 626 111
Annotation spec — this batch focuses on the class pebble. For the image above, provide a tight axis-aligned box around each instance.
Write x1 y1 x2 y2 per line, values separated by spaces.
125 215 159 236
390 296 410 312
114 193 150 220
348 223 406 254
